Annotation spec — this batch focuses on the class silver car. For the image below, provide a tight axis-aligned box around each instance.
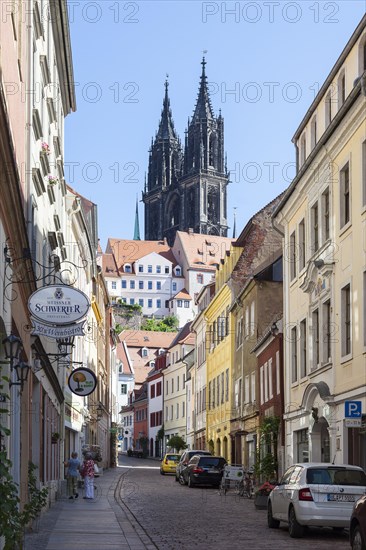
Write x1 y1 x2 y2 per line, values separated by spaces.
268 463 366 538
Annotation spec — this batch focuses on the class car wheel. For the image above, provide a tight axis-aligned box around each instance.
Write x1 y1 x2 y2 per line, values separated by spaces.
179 474 186 486
267 502 280 529
288 507 304 538
352 525 366 550
160 469 165 475
188 475 195 488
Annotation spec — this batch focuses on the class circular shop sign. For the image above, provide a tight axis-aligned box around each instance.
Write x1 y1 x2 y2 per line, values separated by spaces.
28 285 90 325
68 368 97 396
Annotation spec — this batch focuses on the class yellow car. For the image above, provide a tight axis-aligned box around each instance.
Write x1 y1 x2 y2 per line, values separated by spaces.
160 453 180 475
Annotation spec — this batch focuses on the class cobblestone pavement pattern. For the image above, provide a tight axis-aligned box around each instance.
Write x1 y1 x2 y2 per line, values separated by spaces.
118 455 350 550
24 455 351 550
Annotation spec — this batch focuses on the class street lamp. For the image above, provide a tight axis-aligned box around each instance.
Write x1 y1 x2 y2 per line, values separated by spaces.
10 361 31 391
96 403 103 421
2 334 30 392
2 334 23 368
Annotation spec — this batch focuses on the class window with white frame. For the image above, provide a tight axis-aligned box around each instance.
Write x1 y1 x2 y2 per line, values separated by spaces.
245 306 249 338
166 380 168 395
139 280 144 289
225 369 229 402
251 372 256 403
216 375 220 406
170 405 173 421
172 282 177 291
340 162 350 228
244 375 250 404
122 280 127 289
138 265 143 273
250 302 255 336
312 309 320 369
221 372 224 404
322 299 332 363
121 383 127 394
124 264 131 273
111 281 116 290
362 140 366 207
171 378 174 393
268 358 273 399
157 282 161 290
337 69 346 110
310 115 317 149
130 280 135 289
182 401 185 417
156 265 161 273
175 267 181 276
325 91 332 128
148 265 152 273
260 366 264 404
236 316 243 349
264 362 268 402
176 403 179 419
212 378 215 408
299 219 305 271
322 188 330 242
341 283 351 357
300 318 307 378
276 351 280 395
142 347 148 357
139 298 144 307
300 133 306 167
364 272 366 347
291 326 298 383
290 231 297 280
311 202 319 254
208 381 211 409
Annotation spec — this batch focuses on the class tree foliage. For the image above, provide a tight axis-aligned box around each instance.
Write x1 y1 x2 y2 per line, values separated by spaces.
141 315 179 332
166 435 187 453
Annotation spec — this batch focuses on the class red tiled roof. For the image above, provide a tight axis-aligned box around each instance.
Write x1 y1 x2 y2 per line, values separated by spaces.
101 253 119 277
175 231 234 271
169 321 195 348
171 288 192 300
120 330 177 348
105 239 177 269
116 341 133 374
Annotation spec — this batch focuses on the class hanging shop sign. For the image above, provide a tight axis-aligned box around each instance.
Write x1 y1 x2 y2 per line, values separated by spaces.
68 367 97 396
28 285 90 325
31 319 86 338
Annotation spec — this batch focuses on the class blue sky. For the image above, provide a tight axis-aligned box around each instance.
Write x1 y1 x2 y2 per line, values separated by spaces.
65 1 366 248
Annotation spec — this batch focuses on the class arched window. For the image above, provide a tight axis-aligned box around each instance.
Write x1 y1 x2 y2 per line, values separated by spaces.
142 347 148 357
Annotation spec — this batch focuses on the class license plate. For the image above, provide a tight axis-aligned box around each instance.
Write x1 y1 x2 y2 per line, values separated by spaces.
327 494 355 502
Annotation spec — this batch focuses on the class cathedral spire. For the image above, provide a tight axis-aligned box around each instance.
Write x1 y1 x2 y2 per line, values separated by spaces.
133 196 141 240
232 207 237 239
157 76 178 140
192 57 214 122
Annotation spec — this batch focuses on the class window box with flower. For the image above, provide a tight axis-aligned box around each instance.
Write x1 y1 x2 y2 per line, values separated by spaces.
41 141 50 155
47 174 58 185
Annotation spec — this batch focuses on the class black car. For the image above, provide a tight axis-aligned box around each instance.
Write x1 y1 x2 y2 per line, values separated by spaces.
176 449 211 483
184 455 227 488
350 494 366 549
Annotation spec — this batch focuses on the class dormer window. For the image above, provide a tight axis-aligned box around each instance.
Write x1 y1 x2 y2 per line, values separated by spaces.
124 264 131 273
175 266 181 276
158 348 165 355
118 363 123 373
149 360 155 368
142 347 148 357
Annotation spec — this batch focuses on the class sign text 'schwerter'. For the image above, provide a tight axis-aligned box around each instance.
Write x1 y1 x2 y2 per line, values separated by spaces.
28 285 90 325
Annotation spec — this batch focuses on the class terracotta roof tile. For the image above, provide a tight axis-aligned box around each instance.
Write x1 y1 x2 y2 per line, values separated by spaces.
171 288 192 300
175 231 233 271
105 239 177 269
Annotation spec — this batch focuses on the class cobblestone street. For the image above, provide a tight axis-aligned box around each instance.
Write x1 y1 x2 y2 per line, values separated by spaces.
118 456 350 550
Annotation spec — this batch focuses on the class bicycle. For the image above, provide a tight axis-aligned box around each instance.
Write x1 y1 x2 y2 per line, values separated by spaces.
239 472 255 498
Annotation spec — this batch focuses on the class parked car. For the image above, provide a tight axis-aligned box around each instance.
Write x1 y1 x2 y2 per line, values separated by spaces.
160 453 180 475
350 494 366 549
176 449 211 483
184 455 227 488
267 463 366 538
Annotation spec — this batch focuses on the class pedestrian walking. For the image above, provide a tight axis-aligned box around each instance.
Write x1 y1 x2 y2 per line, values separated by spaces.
64 451 80 499
81 452 95 499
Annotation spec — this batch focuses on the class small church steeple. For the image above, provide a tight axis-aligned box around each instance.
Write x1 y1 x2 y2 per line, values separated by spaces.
133 196 141 240
192 57 214 122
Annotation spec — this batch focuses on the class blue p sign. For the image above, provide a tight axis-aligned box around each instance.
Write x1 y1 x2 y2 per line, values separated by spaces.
345 401 362 418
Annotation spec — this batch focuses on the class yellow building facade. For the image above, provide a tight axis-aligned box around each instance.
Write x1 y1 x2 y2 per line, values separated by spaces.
273 16 366 468
205 245 242 461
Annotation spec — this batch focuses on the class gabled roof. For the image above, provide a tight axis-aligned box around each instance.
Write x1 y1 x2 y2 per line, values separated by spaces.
105 238 178 271
116 341 133 375
171 288 192 301
101 253 119 277
174 231 233 271
169 321 195 348
120 330 177 349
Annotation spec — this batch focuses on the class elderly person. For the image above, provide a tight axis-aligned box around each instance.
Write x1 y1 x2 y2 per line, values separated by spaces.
81 452 95 499
64 452 80 499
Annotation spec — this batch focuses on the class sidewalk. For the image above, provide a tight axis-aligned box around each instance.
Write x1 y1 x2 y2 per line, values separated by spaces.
24 467 157 550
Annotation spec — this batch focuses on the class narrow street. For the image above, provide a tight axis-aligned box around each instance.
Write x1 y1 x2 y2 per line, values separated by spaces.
117 455 350 550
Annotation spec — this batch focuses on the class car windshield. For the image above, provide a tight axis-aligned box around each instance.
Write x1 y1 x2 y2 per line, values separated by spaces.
306 467 366 486
198 457 225 468
166 455 180 461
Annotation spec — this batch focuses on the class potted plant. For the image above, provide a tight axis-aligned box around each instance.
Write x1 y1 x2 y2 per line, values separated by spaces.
51 432 60 444
254 481 275 509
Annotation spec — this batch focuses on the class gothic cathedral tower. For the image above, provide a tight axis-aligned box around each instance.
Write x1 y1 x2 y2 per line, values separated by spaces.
143 59 228 245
